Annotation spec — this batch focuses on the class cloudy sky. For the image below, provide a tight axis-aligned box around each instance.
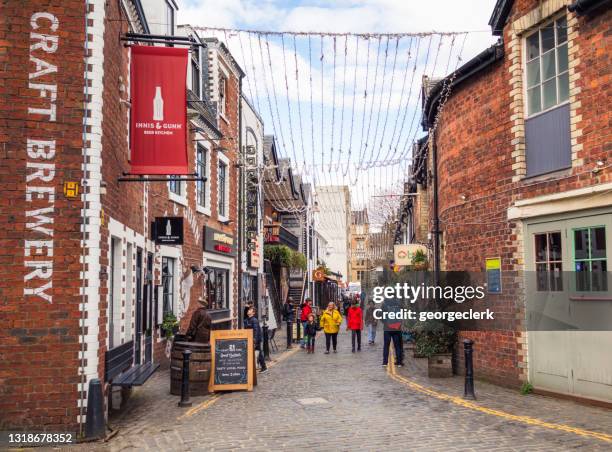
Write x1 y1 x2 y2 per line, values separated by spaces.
176 0 499 217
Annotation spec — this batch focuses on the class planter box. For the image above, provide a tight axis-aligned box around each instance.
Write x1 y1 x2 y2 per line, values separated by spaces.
427 353 453 378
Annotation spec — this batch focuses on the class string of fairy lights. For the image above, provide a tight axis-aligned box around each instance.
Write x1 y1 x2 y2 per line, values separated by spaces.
190 26 472 260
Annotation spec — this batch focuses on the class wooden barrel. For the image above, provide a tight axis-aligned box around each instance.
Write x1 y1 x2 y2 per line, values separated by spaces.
170 341 211 396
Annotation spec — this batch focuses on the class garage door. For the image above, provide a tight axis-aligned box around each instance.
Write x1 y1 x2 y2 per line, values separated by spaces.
525 211 612 402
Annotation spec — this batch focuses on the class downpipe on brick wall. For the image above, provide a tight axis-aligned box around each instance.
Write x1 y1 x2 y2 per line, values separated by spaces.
431 130 441 288
237 75 244 327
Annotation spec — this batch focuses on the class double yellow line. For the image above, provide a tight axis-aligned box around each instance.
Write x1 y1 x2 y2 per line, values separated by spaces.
387 356 612 443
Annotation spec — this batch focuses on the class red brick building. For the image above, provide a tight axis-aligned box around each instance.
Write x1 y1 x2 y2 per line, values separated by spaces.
410 0 611 402
1 0 243 432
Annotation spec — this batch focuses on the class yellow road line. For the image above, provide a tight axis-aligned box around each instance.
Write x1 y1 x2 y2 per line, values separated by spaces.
178 394 221 420
177 347 300 420
386 351 612 443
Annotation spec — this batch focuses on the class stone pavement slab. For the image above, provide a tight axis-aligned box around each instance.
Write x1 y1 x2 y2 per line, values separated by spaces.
42 323 612 451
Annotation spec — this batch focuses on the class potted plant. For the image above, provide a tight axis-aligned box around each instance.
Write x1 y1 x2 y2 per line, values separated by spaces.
411 249 428 271
410 320 455 377
161 312 179 340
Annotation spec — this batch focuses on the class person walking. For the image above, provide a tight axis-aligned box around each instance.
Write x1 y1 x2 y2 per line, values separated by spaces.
319 302 342 354
364 300 378 345
244 307 268 373
346 299 363 352
283 297 295 349
299 298 313 349
382 297 404 367
303 313 318 353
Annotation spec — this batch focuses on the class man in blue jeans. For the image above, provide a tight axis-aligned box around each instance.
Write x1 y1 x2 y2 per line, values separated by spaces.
381 297 404 367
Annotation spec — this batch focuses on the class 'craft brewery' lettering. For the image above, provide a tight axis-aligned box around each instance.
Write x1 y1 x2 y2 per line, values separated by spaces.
24 12 58 303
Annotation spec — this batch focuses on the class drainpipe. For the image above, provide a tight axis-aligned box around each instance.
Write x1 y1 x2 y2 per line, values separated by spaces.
431 130 441 287
237 77 244 327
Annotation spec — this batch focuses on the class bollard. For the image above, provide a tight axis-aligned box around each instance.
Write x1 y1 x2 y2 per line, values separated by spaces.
85 378 105 439
296 317 301 343
463 339 476 399
178 349 192 407
262 325 270 360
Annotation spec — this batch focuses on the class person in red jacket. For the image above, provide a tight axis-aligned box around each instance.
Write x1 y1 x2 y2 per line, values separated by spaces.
300 298 313 349
346 299 363 352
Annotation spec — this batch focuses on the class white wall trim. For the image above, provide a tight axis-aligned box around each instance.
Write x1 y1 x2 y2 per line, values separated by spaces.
508 182 612 219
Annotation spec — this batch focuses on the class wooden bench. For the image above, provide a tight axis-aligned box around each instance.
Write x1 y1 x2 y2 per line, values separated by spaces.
104 340 159 387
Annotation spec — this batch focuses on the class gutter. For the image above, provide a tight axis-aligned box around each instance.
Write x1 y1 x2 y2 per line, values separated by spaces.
237 75 244 327
568 0 612 14
422 41 504 130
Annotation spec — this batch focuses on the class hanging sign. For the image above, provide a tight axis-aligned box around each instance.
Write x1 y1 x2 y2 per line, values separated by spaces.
209 329 254 392
153 217 184 244
130 46 189 175
394 244 427 266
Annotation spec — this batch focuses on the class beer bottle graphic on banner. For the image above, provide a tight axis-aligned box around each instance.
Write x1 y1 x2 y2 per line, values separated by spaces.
166 219 172 236
153 86 164 121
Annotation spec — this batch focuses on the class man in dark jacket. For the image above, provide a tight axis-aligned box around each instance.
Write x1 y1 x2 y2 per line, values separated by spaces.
381 297 404 367
186 298 212 343
283 297 295 349
245 307 267 373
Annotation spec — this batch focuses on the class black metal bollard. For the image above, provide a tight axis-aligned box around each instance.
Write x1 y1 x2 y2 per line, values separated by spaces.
463 339 476 399
85 378 105 439
296 317 301 343
178 349 192 407
262 325 270 360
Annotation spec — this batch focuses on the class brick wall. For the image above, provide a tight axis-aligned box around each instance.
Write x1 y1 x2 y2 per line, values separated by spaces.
430 1 611 386
0 1 87 430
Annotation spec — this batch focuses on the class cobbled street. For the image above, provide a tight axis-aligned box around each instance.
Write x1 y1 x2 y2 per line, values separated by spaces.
53 327 612 452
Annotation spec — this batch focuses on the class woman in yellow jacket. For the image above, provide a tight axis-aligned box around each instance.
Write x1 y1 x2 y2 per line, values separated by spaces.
319 302 343 354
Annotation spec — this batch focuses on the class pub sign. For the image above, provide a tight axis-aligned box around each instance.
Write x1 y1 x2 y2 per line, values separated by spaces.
204 226 236 256
153 217 184 245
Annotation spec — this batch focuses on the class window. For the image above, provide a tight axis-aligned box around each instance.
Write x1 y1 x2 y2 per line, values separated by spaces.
169 176 182 196
218 160 227 217
191 54 201 98
206 268 229 310
574 227 607 291
196 145 207 208
219 75 227 117
162 257 175 314
165 1 174 36
109 237 122 349
534 232 563 291
525 16 568 116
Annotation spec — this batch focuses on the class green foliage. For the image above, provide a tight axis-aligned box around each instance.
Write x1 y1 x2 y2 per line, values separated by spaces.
411 249 427 264
520 382 534 395
161 312 179 339
290 250 307 271
264 244 293 267
410 319 455 358
264 244 306 270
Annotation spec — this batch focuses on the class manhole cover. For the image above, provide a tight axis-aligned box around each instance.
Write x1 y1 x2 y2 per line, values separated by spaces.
296 397 329 406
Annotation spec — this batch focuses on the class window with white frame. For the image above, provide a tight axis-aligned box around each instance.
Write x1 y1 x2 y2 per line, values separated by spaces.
218 159 228 218
219 75 227 117
162 257 175 315
196 144 207 208
191 52 201 98
169 176 182 196
525 16 569 116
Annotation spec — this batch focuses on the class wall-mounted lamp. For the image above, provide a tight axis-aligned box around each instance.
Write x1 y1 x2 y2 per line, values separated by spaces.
460 194 467 201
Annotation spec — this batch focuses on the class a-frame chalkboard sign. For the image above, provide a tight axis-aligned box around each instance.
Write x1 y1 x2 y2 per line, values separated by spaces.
209 329 255 392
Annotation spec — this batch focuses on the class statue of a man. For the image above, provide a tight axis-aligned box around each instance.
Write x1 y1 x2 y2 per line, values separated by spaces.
186 298 212 344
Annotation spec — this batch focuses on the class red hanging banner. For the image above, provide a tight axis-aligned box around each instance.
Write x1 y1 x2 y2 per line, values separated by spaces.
130 46 189 175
